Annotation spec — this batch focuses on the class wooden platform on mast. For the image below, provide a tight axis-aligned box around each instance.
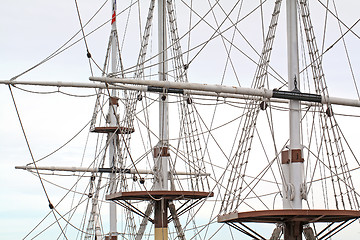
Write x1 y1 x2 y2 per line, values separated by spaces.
91 126 134 134
106 190 213 201
218 209 360 224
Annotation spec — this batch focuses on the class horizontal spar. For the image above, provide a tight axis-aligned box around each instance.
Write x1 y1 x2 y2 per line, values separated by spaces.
0 79 288 104
90 76 360 108
2 78 360 107
1 79 285 103
0 79 315 106
90 76 273 98
0 79 144 91
15 165 210 176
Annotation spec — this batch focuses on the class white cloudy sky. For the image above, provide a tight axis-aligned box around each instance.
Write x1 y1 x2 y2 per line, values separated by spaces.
1 0 360 239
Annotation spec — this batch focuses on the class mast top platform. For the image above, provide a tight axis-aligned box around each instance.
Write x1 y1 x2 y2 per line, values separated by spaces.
106 190 213 201
218 209 360 224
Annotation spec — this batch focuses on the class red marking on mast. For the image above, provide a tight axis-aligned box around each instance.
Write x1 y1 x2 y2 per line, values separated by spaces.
111 11 116 24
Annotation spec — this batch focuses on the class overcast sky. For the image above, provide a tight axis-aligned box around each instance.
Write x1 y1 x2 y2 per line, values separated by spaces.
1 0 360 239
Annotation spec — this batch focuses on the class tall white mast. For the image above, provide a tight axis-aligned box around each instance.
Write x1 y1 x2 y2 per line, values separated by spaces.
282 0 305 210
109 0 118 238
155 0 169 191
154 0 169 239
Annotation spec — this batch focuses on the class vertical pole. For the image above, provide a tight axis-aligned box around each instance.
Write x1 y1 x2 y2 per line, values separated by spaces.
154 0 169 239
154 0 169 192
282 0 304 211
152 0 169 192
108 1 118 239
158 0 169 149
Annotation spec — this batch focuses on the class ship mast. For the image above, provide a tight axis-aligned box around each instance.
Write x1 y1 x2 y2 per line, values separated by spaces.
109 0 118 238
283 0 304 210
99 1 212 239
154 0 169 239
155 0 169 192
281 0 305 238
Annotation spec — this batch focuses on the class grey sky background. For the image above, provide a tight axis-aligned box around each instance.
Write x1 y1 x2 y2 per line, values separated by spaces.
1 0 360 239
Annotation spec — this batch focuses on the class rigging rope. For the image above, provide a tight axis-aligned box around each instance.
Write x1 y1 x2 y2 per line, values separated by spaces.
10 0 111 81
221 0 283 214
331 0 360 100
317 0 360 40
74 0 95 77
300 0 360 210
8 85 69 239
